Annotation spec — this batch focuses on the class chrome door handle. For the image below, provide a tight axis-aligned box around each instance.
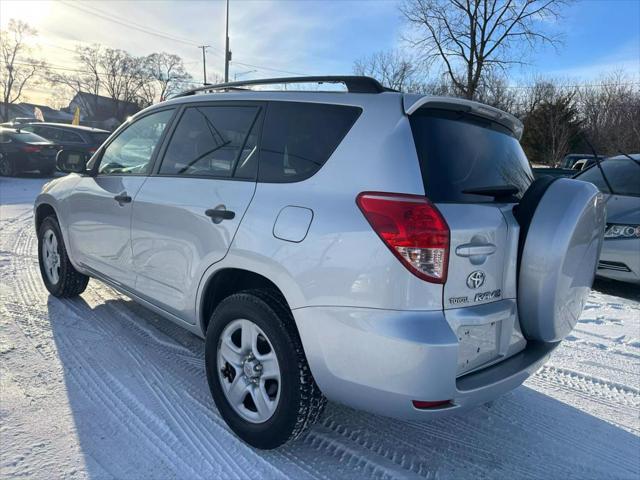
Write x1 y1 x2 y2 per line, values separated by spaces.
455 243 497 257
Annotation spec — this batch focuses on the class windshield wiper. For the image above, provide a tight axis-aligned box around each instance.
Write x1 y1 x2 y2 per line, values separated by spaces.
462 185 519 200
582 135 615 195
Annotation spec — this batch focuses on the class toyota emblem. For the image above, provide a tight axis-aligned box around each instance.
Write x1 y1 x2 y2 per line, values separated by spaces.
466 271 486 289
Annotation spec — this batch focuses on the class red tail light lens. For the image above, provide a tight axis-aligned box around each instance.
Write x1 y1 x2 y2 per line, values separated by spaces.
412 400 452 409
356 192 450 283
22 145 42 153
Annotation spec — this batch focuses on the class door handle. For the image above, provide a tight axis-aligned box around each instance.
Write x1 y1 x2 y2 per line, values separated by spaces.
114 193 132 205
205 206 235 224
455 243 497 257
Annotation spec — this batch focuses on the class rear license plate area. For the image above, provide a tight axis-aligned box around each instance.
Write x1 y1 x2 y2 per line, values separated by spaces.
457 321 501 375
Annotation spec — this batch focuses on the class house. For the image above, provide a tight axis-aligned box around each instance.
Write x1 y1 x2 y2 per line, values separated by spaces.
68 92 140 130
19 103 74 123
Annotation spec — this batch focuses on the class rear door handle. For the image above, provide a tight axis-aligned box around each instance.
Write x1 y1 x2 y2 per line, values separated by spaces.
455 243 497 257
205 206 235 223
114 193 132 205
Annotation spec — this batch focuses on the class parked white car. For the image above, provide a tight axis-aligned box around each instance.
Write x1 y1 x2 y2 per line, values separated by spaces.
575 154 640 284
34 76 605 449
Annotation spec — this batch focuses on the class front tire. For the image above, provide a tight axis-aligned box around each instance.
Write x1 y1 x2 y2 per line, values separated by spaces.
37 215 89 297
205 290 326 449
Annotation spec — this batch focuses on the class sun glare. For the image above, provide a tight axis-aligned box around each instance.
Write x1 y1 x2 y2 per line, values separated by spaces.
0 0 54 28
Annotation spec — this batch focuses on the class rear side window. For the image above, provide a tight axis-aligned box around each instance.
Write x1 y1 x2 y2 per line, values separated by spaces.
259 102 361 183
410 109 533 203
160 106 260 179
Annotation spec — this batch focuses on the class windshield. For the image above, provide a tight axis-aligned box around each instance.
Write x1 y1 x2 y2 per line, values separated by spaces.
409 109 533 203
89 132 110 145
576 157 640 197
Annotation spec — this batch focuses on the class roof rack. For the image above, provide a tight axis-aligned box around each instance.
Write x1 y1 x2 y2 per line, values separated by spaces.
172 76 395 98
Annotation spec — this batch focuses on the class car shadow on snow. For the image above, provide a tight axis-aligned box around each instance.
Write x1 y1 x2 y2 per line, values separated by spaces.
45 293 640 480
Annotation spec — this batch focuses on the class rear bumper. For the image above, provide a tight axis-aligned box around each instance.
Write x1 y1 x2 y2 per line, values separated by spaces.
294 305 557 420
596 239 640 284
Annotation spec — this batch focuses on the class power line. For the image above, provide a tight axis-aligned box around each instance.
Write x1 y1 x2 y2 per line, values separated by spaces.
59 0 209 48
231 61 309 77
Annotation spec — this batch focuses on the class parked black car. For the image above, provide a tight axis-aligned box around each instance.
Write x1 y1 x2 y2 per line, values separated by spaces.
0 127 59 176
19 122 110 156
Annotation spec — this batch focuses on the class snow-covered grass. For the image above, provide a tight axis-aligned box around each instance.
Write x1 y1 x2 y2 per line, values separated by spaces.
1 175 638 479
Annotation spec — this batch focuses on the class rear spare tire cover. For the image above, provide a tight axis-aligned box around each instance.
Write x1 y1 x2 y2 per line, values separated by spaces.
518 178 605 343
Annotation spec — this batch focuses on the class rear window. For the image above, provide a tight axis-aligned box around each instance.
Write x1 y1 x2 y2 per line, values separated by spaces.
409 109 533 203
8 130 50 144
575 157 640 197
258 102 361 183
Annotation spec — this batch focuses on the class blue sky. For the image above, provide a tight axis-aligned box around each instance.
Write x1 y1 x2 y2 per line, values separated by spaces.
1 0 638 103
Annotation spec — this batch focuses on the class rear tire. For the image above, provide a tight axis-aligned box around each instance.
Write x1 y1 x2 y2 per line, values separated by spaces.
205 289 326 449
37 215 89 297
0 153 15 176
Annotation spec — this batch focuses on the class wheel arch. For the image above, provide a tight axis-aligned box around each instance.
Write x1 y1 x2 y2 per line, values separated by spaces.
35 202 58 232
198 267 294 335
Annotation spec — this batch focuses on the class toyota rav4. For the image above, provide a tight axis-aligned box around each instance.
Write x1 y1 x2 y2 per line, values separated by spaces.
34 76 605 449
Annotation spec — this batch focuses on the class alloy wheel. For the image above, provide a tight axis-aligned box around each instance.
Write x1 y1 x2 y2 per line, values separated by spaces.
41 229 61 285
217 318 281 423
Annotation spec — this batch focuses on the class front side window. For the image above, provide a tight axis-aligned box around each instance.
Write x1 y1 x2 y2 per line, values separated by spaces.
258 102 362 183
159 105 260 178
98 109 174 175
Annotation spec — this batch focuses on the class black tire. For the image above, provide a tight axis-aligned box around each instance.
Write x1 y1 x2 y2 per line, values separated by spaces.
205 289 326 449
37 215 89 297
513 175 558 275
0 153 15 176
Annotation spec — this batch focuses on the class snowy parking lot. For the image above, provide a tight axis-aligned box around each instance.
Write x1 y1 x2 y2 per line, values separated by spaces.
1 175 638 480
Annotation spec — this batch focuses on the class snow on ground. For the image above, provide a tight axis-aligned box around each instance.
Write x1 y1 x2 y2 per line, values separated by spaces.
1 175 639 480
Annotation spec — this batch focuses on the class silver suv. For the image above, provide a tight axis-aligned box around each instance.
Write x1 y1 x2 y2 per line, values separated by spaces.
34 76 605 449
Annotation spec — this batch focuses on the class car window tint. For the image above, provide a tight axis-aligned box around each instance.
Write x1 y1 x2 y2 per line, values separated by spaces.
410 109 533 202
160 106 259 178
60 130 84 143
576 158 640 196
258 102 361 183
99 109 174 175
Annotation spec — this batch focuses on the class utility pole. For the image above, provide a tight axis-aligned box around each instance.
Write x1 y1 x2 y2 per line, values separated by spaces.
224 0 231 82
198 45 210 85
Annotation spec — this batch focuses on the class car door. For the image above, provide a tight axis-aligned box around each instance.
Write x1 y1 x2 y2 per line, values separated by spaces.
131 102 262 321
64 108 175 288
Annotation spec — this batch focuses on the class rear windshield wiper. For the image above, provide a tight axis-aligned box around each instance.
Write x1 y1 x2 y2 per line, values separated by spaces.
462 185 519 200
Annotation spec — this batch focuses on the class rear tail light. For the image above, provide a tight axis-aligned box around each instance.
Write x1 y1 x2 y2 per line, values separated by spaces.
88 148 97 154
22 145 42 153
356 192 450 283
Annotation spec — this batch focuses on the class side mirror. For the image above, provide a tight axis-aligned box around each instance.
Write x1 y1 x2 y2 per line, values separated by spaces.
56 150 89 174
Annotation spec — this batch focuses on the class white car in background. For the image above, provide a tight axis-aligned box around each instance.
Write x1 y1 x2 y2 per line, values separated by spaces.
575 154 640 284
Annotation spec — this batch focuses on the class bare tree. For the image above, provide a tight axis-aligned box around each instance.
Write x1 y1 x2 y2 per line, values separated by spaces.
0 20 48 121
353 50 419 91
577 72 640 155
52 45 149 121
144 52 192 102
520 79 580 165
401 0 568 99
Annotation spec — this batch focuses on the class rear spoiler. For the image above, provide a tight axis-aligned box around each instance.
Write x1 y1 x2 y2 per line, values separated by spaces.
403 94 524 140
